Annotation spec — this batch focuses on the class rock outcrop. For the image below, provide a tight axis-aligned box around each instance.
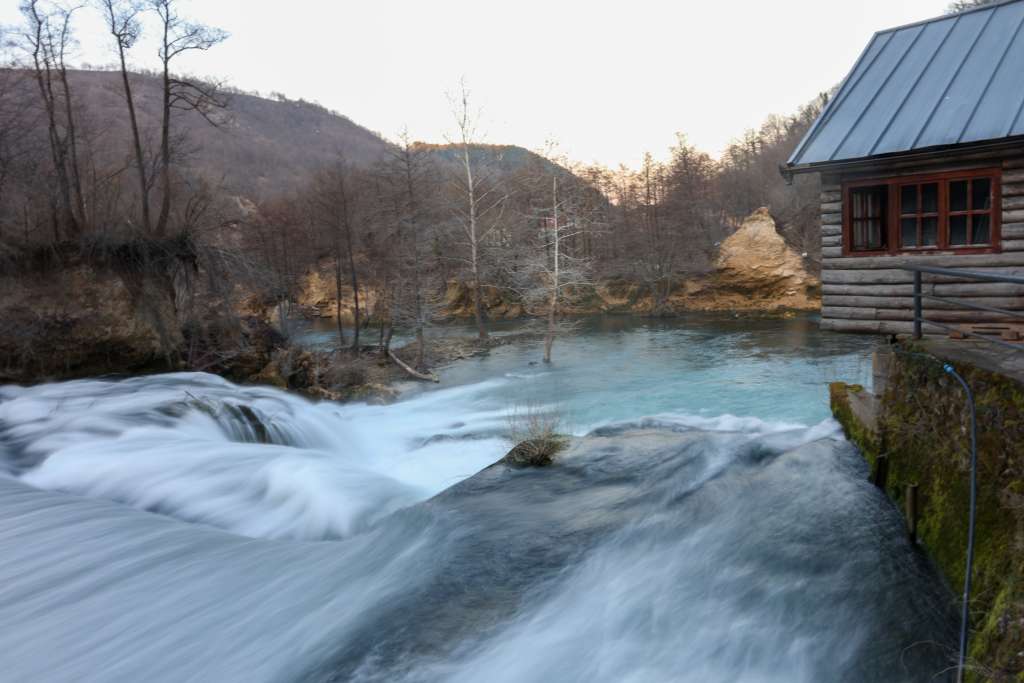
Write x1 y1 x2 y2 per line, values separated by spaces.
703 207 819 310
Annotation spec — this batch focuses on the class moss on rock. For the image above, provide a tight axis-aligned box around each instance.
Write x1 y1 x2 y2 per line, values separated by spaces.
835 348 1024 680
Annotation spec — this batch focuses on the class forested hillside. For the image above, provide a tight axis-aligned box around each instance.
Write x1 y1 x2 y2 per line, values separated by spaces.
0 0 828 381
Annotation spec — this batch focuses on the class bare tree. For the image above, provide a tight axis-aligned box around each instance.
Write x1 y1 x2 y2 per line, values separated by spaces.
947 0 996 13
381 131 438 369
447 80 506 340
150 0 227 236
314 158 363 354
17 0 85 239
98 0 152 233
517 171 592 364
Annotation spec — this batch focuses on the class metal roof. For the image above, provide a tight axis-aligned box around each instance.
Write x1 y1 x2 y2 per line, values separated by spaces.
786 0 1024 171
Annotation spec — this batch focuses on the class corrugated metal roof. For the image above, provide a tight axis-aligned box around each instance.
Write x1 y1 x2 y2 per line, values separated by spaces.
787 0 1024 170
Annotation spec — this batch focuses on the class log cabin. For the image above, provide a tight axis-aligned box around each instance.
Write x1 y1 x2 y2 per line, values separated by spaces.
783 0 1024 336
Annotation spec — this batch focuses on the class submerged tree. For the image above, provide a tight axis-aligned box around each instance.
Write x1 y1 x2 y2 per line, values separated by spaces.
516 164 592 364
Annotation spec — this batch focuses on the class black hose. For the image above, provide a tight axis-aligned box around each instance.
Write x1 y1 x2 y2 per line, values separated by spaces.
888 347 978 682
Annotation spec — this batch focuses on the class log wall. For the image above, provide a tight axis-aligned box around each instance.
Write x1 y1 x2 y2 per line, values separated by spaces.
820 151 1024 335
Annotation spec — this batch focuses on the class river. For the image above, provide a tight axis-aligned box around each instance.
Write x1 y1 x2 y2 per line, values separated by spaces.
0 314 957 681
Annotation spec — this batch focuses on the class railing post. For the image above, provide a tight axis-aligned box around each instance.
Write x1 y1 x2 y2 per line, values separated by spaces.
913 270 923 340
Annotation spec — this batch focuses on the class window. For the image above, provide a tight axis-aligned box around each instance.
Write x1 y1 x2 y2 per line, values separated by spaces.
899 182 938 248
842 169 1000 255
850 185 887 251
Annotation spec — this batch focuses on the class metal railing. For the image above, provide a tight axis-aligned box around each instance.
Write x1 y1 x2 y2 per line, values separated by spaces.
908 265 1024 352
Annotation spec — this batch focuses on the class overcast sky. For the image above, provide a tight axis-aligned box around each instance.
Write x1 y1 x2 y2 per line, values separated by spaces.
2 0 951 168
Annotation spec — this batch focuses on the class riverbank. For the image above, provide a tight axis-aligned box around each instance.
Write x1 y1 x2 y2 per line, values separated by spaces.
830 342 1024 681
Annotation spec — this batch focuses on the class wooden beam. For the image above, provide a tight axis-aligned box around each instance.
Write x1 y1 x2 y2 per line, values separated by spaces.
823 252 1024 271
822 212 842 226
821 190 842 203
822 282 1024 297
1003 182 1024 198
820 201 842 214
822 266 1024 285
1003 196 1024 211
823 234 842 247
822 306 1020 322
1003 222 1024 239
822 224 842 237
820 318 915 334
823 294 1024 310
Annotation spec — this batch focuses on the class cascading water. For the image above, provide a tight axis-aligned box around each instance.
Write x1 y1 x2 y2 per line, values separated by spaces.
0 316 958 681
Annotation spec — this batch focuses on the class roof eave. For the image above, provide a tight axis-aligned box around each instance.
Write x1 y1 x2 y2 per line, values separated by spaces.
781 136 1024 178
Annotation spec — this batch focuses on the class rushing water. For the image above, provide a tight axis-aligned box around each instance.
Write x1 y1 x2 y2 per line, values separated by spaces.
0 315 958 682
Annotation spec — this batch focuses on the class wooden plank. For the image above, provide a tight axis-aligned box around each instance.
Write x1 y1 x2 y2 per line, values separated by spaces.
820 318 914 334
820 201 842 213
1003 239 1024 252
1003 196 1024 211
822 282 1024 297
822 224 842 237
823 306 1020 323
821 266 1024 285
1005 170 1024 185
822 252 1024 270
1004 157 1024 170
1003 182 1024 198
1003 209 1024 223
822 246 843 258
820 190 842 203
822 212 842 226
821 182 840 193
823 294 1024 310
822 234 842 247
822 270 916 285
1003 222 1024 239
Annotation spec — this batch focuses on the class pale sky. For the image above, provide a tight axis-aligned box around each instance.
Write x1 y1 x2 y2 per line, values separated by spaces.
1 0 951 168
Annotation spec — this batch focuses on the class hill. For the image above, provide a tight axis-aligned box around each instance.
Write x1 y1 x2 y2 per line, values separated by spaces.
7 69 395 201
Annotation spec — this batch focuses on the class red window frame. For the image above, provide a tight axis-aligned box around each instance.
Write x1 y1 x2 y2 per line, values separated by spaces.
841 168 1001 256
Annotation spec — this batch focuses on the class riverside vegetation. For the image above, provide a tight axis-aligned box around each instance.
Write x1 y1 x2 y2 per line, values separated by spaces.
0 0 825 389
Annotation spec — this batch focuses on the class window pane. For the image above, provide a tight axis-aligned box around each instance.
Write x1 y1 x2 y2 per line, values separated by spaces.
921 183 938 213
922 217 938 246
972 214 991 244
901 217 918 247
849 186 887 251
950 181 968 212
972 178 991 211
950 215 968 245
900 185 917 215
852 186 886 219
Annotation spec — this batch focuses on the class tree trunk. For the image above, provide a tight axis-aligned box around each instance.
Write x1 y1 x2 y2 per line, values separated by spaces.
388 348 438 382
344 222 360 355
116 49 151 233
462 143 488 340
333 249 345 348
155 44 172 236
544 177 559 364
